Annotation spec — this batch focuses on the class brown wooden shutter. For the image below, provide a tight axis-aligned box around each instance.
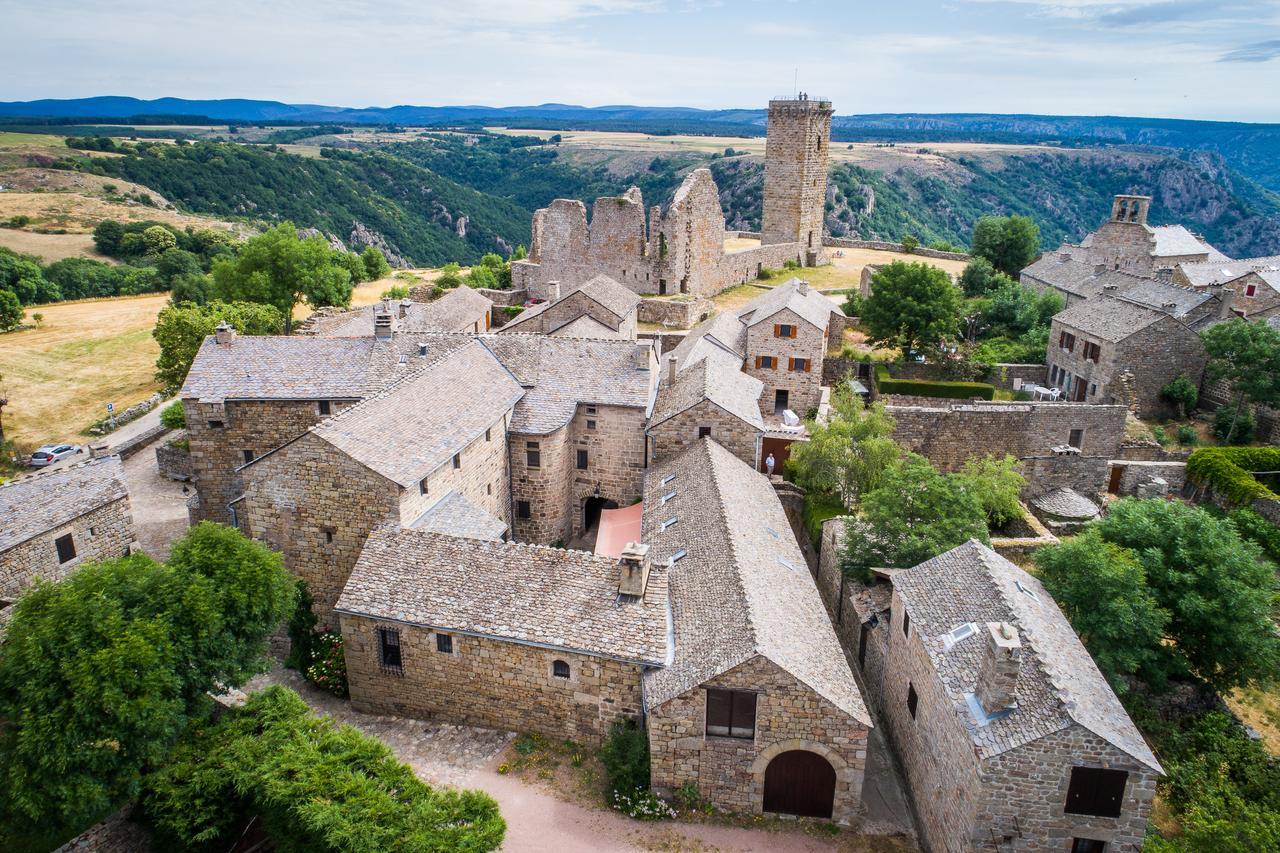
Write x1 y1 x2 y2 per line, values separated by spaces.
755 355 762 368
774 323 781 337
804 359 811 372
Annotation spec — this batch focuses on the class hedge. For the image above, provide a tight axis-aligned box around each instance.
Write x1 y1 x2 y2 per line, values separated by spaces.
873 364 996 401
1186 447 1280 507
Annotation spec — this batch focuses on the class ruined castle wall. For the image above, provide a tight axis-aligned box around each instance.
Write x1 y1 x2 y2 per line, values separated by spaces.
588 190 651 292
654 169 728 299
716 243 808 289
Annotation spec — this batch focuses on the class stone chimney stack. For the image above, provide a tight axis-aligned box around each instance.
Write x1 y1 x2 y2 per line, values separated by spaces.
976 621 1021 714
373 301 394 340
667 354 678 386
547 281 562 302
214 322 237 347
633 340 652 370
618 542 651 597
398 298 411 319
797 280 810 295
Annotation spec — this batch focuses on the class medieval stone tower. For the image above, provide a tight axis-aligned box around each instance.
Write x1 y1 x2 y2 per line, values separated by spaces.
761 93 833 253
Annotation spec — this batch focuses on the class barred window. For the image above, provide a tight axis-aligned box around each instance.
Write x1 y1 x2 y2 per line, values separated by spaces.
378 628 403 671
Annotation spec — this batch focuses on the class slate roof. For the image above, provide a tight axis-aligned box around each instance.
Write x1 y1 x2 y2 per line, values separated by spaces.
650 349 764 430
336 525 669 665
892 540 1161 772
1149 225 1226 261
1021 251 1153 301
641 439 871 724
312 340 523 489
1053 295 1167 343
309 289 492 337
1178 256 1280 290
1116 279 1213 320
0 456 129 553
1031 487 1100 521
181 336 388 402
407 491 508 541
670 311 748 373
576 274 642 318
738 277 841 331
549 314 623 339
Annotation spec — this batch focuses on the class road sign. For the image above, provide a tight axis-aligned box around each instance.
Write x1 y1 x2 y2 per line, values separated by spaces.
106 402 114 413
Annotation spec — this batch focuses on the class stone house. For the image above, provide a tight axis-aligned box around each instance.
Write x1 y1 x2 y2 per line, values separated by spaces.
0 455 135 618
1173 255 1280 320
643 438 872 823
851 539 1161 851
499 274 640 339
238 339 523 622
337 525 668 745
738 278 838 419
303 288 494 336
649 350 764 469
1045 283 1221 414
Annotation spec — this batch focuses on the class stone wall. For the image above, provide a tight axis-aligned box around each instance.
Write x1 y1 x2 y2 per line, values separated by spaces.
53 806 151 853
822 236 971 262
396 413 513 531
1112 460 1188 497
0 494 135 602
743 306 827 419
638 296 713 329
155 433 191 481
638 330 687 356
589 188 654 292
342 613 644 745
985 363 1050 391
762 98 832 255
1020 452 1113 501
647 654 868 824
650 400 760 470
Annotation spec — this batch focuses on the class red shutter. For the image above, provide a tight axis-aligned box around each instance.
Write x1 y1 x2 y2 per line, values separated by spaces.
804 359 811 372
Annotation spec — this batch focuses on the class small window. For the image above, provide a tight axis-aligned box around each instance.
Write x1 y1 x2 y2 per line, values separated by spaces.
670 548 688 563
517 500 531 519
242 449 254 464
207 420 224 429
323 527 334 544
1089 383 1097 397
586 419 596 430
706 688 756 738
1072 840 1107 853
698 426 711 438
661 516 678 531
317 400 331 416
907 683 919 719
789 357 810 372
902 608 911 638
1069 428 1084 449
1245 283 1257 297
378 628 403 671
452 453 461 470
55 533 76 564
485 428 491 441
586 406 597 415
487 483 492 495
576 449 588 470
775 323 795 338
526 442 541 469
88 526 97 538
1065 766 1128 818
420 478 429 495
755 355 776 369
552 659 571 679
661 473 676 486
436 633 453 654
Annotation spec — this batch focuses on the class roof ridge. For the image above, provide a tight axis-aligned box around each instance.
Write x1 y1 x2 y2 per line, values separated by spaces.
701 439 761 654
398 524 619 565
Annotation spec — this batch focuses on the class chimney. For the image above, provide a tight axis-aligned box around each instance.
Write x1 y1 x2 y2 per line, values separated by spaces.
398 298 411 319
667 353 678 385
1060 252 1073 263
976 622 1021 714
797 280 810 295
214 322 236 346
1094 264 1109 275
547 280 562 302
618 542 651 597
1210 284 1235 319
88 442 110 459
633 340 653 370
373 302 393 340
1102 283 1118 291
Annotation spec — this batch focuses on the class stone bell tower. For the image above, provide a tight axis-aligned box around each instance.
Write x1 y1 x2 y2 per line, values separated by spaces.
761 93 834 257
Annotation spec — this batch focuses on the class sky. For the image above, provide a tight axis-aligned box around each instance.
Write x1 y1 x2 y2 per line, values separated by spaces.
2 0 1278 122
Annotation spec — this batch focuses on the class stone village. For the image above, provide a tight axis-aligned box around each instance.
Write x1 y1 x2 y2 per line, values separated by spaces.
3 95 1278 852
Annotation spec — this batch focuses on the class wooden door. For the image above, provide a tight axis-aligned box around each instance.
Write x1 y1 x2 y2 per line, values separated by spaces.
763 750 836 819
1107 464 1125 495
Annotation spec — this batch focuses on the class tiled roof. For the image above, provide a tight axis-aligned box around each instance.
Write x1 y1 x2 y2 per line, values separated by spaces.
651 349 764 430
670 311 748 373
641 439 871 724
549 314 623 339
1148 225 1225 261
308 290 492 337
1116 279 1212 320
738 277 841 331
497 299 551 332
407 490 508 541
312 340 523 489
1021 251 1154 301
336 525 669 665
1178 256 1280 290
181 336 387 402
1053 295 1166 343
1031 487 1100 520
892 540 1161 772
0 456 129 553
575 274 642 319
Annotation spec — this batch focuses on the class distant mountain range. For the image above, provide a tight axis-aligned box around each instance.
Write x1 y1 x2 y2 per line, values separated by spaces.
4 95 1279 192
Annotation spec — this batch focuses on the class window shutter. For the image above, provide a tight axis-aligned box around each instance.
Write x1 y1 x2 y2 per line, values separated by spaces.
755 356 762 368
803 359 811 372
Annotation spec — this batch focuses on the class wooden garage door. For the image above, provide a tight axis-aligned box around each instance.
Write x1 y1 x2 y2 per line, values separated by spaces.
763 750 836 818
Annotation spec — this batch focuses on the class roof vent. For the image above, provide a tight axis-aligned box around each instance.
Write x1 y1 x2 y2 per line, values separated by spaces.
661 474 676 486
418 342 428 357
215 322 237 347
670 548 688 564
661 516 678 531
797 280 810 295
374 303 394 340
661 490 676 505
976 622 1021 714
618 541 651 597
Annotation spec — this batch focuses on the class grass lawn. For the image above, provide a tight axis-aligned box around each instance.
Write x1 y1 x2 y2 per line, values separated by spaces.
0 294 168 450
1228 686 1280 755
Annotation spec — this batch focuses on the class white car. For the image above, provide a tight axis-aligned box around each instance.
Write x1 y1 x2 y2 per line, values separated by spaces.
29 443 83 467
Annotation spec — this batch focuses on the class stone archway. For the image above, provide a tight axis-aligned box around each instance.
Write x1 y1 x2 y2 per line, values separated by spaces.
762 750 836 819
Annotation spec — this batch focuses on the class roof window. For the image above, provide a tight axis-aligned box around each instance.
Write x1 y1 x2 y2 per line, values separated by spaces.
661 490 676 504
661 517 678 531
765 527 780 539
777 557 801 572
1014 580 1040 602
942 622 978 651
670 548 688 563
661 474 676 486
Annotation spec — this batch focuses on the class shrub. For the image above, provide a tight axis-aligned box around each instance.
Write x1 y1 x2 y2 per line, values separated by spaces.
1214 405 1256 443
1229 507 1280 564
381 284 410 300
1187 446 1280 506
1160 374 1199 418
1176 424 1199 446
610 789 674 821
599 719 650 801
874 365 996 400
436 262 463 289
958 454 1025 528
159 399 186 430
841 290 863 317
1151 425 1169 446
900 235 919 253
305 631 349 698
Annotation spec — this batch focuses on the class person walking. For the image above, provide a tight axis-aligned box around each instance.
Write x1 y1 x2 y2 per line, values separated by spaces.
765 452 776 477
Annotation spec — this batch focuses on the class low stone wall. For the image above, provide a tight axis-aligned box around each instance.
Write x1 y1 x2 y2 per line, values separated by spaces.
112 424 169 460
87 393 166 437
476 287 527 306
54 806 151 853
156 432 192 481
822 235 971 262
985 363 1049 391
822 356 870 386
1111 460 1187 497
638 296 713 329
638 330 686 357
1251 497 1280 524
1021 453 1112 502
717 242 809 287
1117 442 1192 462
989 504 1058 558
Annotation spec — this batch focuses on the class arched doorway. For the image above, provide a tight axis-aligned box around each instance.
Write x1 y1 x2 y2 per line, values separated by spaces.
763 750 836 819
583 496 617 533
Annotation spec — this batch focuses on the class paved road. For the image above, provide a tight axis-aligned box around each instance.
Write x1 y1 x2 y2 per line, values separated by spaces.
25 404 167 473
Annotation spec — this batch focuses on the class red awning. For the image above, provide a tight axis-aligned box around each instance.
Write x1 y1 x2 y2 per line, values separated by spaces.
594 502 644 559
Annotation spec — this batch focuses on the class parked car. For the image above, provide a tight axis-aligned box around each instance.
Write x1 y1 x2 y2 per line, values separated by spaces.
29 444 83 467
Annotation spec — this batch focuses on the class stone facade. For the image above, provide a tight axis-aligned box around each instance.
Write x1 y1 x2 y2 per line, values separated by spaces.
501 281 638 338
649 398 761 469
0 492 135 603
761 96 833 256
743 306 827 418
647 654 868 825
1109 460 1187 497
342 613 645 745
638 296 713 328
155 433 191 481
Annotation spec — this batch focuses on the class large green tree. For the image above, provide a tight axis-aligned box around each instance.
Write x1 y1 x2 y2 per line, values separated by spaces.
0 288 22 331
957 454 1025 528
0 523 296 835
1201 318 1280 443
971 215 1041 276
862 261 962 356
152 299 285 391
209 223 353 331
787 382 900 508
0 247 56 304
841 453 989 579
361 245 392 280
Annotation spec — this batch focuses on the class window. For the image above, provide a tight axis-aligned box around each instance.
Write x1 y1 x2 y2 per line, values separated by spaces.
902 608 911 637
323 527 334 544
789 357 810 372
207 420 224 429
552 659 571 679
661 516 678 531
317 400 331 416
754 355 776 369
705 688 756 738
1071 841 1107 853
436 633 453 653
1069 428 1085 449
586 419 596 430
1245 283 1257 297
1089 383 1097 397
420 478 429 495
586 406 597 415
774 323 796 338
55 533 76 564
452 453 461 470
242 449 254 464
698 426 712 439
1083 341 1101 363
526 442 541 469
907 683 919 719
487 483 492 495
670 548 688 563
378 628 402 671
1059 332 1076 352
576 449 589 470
1050 365 1060 385
516 500 531 520
88 526 96 538
485 428 491 441
1065 767 1129 818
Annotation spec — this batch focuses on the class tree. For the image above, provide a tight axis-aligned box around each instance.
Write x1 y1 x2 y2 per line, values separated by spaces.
957 454 1025 528
209 223 353 332
436 262 463 289
143 224 178 257
786 382 899 508
334 250 368 284
1201 318 1280 443
1160 374 1200 418
154 247 204 287
971 215 1040 276
0 524 295 835
0 289 23 331
959 257 1001 297
160 399 186 430
1035 530 1169 692
153 300 285 391
361 245 391 280
168 272 210 305
982 276 1063 338
861 261 961 356
0 247 53 304
92 219 126 255
466 264 498 289
1093 498 1280 692
841 453 989 578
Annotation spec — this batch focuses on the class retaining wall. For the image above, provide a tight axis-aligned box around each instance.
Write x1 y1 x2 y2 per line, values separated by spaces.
638 296 713 328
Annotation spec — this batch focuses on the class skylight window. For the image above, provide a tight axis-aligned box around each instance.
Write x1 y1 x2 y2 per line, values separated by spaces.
661 474 676 486
661 517 678 531
1014 580 1040 602
670 548 688 563
778 557 801 572
765 527 780 539
942 622 977 651
661 490 677 504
